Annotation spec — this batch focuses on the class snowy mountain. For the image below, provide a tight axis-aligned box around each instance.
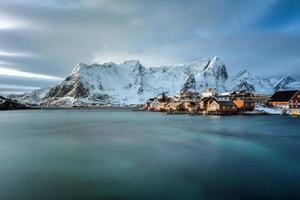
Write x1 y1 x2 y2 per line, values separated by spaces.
228 70 277 94
8 87 50 105
41 57 231 106
13 56 300 106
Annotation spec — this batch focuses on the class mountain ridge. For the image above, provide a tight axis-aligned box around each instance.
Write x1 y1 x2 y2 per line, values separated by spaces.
11 57 300 106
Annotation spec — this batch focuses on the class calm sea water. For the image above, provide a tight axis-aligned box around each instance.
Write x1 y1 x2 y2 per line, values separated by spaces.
0 109 299 200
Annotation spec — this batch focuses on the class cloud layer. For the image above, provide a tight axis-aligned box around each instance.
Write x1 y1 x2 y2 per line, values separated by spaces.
0 0 300 94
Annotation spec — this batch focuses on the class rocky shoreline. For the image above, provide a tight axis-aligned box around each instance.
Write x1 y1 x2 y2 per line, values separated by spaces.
0 96 31 111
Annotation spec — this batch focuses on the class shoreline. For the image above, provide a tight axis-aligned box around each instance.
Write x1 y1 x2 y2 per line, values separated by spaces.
1 106 296 116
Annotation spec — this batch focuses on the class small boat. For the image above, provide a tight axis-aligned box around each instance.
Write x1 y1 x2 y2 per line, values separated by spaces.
290 110 298 117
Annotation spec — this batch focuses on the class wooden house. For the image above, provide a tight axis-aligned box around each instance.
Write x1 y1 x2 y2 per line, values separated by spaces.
156 93 173 103
144 98 155 110
207 100 237 114
199 97 213 110
231 91 254 98
268 90 300 109
233 98 255 111
155 102 169 112
215 95 230 101
179 91 200 100
183 101 198 112
149 99 160 110
252 94 271 104
168 102 185 111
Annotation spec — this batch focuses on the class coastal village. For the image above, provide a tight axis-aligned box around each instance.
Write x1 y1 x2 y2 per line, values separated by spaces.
143 89 300 116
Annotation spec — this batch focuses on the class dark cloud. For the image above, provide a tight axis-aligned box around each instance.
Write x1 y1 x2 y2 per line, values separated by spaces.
0 0 299 94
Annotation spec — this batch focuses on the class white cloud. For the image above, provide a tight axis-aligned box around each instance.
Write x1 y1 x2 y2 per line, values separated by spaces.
0 83 39 90
0 50 34 57
0 15 31 30
0 66 63 80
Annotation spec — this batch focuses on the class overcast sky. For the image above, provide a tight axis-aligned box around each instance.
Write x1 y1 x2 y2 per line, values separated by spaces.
0 0 300 95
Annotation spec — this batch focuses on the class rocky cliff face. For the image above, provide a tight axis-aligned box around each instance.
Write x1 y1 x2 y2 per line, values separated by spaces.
14 57 300 106
0 96 28 110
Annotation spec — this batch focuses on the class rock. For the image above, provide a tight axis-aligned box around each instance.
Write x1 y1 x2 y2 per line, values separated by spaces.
0 96 29 110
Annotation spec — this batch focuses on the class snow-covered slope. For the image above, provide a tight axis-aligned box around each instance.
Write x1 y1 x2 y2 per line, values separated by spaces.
228 70 276 93
8 87 49 105
229 70 300 93
42 57 230 106
17 56 300 106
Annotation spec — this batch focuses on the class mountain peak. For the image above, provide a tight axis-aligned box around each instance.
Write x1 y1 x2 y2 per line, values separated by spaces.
203 56 228 81
273 75 295 91
212 56 220 61
233 70 251 79
279 75 294 81
72 63 88 74
204 56 224 70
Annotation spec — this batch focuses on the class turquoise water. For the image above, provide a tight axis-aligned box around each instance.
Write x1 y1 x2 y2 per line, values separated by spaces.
0 109 299 200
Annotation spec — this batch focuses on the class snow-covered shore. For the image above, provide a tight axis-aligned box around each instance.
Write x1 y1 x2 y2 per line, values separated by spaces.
251 105 299 115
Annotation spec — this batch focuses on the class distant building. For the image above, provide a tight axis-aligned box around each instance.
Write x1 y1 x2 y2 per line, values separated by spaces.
179 91 200 100
183 101 198 112
156 102 169 112
230 91 271 104
252 94 271 104
207 99 237 114
201 88 219 98
156 94 172 103
230 91 254 98
199 97 213 110
233 98 255 111
168 102 185 111
150 99 160 110
215 95 230 101
268 90 300 109
144 98 155 110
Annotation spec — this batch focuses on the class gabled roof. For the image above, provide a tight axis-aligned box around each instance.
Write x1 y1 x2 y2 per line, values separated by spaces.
212 100 236 106
169 101 184 107
234 97 255 103
147 98 155 102
269 90 299 102
201 97 213 103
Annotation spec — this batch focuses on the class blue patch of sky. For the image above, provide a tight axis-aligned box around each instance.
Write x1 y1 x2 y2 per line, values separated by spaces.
256 0 300 32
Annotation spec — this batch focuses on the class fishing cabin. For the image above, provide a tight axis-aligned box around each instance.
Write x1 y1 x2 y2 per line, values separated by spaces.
168 102 185 111
268 90 300 109
179 91 199 100
207 99 237 115
183 101 198 112
199 97 213 110
144 98 155 110
155 102 169 112
149 99 160 110
233 98 255 111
